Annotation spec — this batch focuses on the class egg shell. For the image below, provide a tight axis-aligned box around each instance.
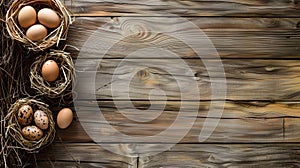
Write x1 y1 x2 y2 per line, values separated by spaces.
38 8 61 28
34 110 49 130
22 125 44 141
57 108 73 129
26 24 48 41
18 6 37 28
41 60 59 82
18 105 33 126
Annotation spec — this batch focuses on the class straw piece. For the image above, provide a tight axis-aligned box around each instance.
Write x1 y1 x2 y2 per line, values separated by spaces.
6 0 74 51
30 50 75 98
5 98 55 152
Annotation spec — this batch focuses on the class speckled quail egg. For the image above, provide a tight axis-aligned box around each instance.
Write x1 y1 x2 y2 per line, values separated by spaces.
18 105 33 126
22 125 44 141
34 110 49 130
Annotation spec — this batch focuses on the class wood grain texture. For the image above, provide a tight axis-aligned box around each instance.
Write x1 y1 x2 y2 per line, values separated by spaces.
64 0 300 17
139 144 300 167
95 101 300 118
37 143 137 168
59 119 284 143
37 162 131 168
66 17 300 59
31 1 300 167
36 143 300 167
75 59 300 101
54 101 300 143
284 118 300 142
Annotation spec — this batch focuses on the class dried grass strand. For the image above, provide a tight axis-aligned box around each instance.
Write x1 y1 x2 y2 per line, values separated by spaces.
6 0 74 51
5 98 55 152
30 50 75 98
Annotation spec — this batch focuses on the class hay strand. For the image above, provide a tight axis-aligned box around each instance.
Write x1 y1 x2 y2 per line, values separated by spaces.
6 0 74 51
30 50 75 98
1 0 27 166
5 98 55 152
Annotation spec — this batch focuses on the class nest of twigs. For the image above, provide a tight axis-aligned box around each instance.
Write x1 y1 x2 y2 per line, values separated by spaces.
30 50 74 98
6 0 73 51
5 98 55 152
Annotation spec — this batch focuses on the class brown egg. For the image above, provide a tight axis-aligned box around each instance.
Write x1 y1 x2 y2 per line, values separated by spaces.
41 60 59 82
22 125 44 141
38 8 60 28
34 110 49 130
57 108 73 129
18 6 37 28
18 105 33 126
26 24 48 41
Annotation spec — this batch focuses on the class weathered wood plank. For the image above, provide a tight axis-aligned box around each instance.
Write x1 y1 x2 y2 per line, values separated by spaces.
58 118 284 143
37 143 300 167
95 101 300 118
74 59 300 101
37 143 137 168
67 17 300 59
54 101 300 143
70 17 300 32
139 144 300 167
56 119 92 143
283 118 300 142
37 162 129 168
64 0 300 17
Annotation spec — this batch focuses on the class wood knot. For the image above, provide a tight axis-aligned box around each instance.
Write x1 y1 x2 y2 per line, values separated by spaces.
268 19 280 28
136 69 150 80
134 68 159 86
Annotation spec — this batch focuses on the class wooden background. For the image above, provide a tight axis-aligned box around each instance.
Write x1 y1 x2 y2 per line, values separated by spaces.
36 0 300 167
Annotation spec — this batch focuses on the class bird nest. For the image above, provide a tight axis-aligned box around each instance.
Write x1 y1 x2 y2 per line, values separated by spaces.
5 98 55 152
30 50 75 98
6 0 73 51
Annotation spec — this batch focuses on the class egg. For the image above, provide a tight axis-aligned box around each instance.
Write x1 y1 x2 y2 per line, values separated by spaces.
18 105 33 126
34 110 49 130
57 108 73 129
18 6 37 28
26 24 48 41
38 8 61 28
22 125 44 141
41 60 59 82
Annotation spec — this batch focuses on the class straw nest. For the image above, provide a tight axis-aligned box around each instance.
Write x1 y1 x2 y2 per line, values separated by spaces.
6 0 73 51
5 98 55 152
30 50 74 98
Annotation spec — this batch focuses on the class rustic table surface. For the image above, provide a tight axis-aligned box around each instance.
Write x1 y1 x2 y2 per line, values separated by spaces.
33 0 300 167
